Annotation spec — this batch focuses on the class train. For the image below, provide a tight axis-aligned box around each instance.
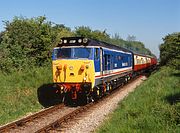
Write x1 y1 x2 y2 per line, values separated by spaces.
51 37 157 105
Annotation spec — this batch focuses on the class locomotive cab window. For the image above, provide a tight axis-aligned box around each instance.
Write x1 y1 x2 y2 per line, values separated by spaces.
53 48 71 59
52 47 93 59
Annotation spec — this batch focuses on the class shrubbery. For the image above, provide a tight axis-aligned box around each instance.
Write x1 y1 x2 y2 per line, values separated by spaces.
160 32 180 70
0 16 73 72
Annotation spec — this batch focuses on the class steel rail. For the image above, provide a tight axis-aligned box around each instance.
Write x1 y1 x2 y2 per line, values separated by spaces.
0 75 144 133
0 104 64 132
36 76 141 133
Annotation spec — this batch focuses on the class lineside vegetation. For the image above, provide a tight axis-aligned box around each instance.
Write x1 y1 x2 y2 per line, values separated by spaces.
0 16 178 128
0 16 156 125
0 16 154 73
0 66 52 125
96 67 180 132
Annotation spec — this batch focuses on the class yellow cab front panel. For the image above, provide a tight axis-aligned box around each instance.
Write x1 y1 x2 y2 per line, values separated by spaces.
52 59 95 87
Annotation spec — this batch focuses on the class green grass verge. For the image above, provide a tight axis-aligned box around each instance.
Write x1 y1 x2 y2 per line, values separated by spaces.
96 67 180 133
0 66 52 125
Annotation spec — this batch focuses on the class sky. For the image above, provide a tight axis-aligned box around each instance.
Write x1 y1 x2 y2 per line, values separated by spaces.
0 0 180 57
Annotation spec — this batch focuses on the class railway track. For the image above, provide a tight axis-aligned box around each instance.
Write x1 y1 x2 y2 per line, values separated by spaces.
0 75 144 133
36 76 142 132
0 104 74 133
36 102 94 133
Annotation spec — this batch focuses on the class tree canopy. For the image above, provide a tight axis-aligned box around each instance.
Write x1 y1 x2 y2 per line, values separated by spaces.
0 16 154 73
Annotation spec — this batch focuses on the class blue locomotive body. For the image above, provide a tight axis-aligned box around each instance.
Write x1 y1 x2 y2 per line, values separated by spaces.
38 37 157 106
52 37 134 104
93 47 133 87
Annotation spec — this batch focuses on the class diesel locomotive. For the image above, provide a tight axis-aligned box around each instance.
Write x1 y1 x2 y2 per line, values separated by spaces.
51 37 157 105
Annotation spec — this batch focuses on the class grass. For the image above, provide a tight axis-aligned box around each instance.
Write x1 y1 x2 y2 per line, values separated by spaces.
96 67 180 133
0 66 52 125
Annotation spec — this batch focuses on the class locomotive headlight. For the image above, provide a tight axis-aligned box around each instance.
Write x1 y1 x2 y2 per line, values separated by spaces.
69 40 76 43
86 64 89 69
60 86 64 93
69 66 73 70
64 40 67 43
83 77 87 81
78 39 82 43
61 86 64 90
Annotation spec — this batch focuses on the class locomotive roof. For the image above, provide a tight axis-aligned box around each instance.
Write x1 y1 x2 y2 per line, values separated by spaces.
57 37 156 59
57 37 132 53
133 52 156 58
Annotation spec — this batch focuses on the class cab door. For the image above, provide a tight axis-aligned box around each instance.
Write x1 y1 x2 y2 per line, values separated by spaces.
100 48 103 76
104 54 110 70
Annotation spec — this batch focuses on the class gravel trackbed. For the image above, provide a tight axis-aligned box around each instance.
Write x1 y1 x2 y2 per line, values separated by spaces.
62 76 146 133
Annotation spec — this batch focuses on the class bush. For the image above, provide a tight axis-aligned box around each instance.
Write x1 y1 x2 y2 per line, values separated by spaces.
160 32 180 70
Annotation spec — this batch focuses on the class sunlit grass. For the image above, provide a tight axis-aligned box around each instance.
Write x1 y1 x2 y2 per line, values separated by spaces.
96 67 180 133
0 66 52 125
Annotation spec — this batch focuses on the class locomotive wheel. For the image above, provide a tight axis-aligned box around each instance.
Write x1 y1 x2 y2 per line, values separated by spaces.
37 84 63 107
64 92 74 106
92 86 100 101
77 92 87 106
109 83 113 92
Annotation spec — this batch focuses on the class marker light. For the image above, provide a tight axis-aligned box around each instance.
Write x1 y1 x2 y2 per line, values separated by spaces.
57 64 62 70
69 40 76 43
86 64 89 69
59 39 63 44
78 39 82 43
64 64 67 69
83 38 88 43
80 64 85 71
64 40 67 43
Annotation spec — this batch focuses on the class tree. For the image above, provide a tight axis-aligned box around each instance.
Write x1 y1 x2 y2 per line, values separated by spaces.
126 35 136 42
75 26 92 38
159 32 180 69
74 26 110 42
0 16 155 73
0 16 72 72
52 24 74 46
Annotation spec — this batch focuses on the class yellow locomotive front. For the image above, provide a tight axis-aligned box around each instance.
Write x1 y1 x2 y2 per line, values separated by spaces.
52 38 95 104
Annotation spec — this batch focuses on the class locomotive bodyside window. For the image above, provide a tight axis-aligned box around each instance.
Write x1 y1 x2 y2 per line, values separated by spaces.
95 48 100 60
